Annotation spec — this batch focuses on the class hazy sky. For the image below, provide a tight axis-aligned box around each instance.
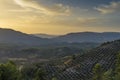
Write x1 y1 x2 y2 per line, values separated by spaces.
0 0 120 34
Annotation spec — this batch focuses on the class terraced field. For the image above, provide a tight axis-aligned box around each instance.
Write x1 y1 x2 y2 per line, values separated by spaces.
42 40 120 80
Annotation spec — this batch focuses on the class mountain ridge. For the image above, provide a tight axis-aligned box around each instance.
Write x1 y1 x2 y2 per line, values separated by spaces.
1 28 120 45
52 32 120 43
0 28 54 45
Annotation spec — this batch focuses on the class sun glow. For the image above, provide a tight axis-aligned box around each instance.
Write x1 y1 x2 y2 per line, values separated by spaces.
0 0 119 34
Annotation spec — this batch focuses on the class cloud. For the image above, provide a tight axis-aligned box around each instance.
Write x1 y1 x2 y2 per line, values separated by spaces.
78 17 98 24
14 0 71 16
95 1 120 14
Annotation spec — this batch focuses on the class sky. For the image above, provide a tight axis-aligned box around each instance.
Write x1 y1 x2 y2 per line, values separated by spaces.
0 0 120 35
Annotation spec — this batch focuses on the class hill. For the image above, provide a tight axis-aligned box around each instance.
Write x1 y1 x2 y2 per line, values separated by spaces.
53 32 120 43
0 42 99 64
0 28 54 45
43 40 120 80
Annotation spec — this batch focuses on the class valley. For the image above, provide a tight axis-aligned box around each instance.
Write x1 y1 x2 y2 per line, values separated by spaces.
0 28 120 80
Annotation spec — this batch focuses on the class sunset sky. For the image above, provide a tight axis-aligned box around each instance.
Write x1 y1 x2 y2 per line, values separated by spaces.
0 0 120 35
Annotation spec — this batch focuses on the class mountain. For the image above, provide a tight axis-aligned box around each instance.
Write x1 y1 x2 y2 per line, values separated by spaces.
43 40 120 80
32 33 58 38
0 28 54 45
53 32 120 43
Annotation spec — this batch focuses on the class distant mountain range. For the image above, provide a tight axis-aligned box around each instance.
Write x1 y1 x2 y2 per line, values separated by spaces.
52 32 120 43
0 28 120 45
0 28 54 45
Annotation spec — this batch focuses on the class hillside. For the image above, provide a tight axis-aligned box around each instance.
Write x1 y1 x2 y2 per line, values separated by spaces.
53 32 120 43
0 42 99 64
0 28 54 45
43 40 120 80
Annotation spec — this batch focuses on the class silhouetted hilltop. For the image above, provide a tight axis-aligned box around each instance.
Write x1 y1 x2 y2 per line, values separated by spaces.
0 28 53 45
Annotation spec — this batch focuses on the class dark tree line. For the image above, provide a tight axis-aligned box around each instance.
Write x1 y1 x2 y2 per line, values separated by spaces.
0 61 46 80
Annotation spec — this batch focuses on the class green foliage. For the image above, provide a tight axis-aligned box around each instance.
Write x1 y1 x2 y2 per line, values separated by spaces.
71 55 76 60
20 66 36 80
115 52 120 71
92 63 103 80
51 77 57 80
94 52 120 80
20 64 46 80
102 69 112 80
0 61 46 80
0 61 20 80
113 52 120 80
34 68 46 80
